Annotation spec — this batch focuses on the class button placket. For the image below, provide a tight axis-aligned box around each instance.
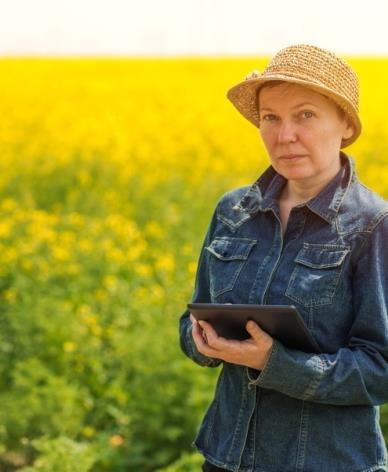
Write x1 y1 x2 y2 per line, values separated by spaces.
283 207 307 246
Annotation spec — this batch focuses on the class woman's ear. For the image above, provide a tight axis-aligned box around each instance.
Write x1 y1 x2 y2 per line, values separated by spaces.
342 118 354 141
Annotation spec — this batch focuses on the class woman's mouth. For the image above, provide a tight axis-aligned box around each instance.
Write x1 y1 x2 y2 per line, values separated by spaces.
279 154 306 161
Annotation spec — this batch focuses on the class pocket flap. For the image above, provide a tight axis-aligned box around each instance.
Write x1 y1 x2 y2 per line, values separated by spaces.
295 244 350 269
205 237 257 261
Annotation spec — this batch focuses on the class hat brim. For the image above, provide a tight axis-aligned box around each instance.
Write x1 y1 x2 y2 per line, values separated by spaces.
226 75 362 148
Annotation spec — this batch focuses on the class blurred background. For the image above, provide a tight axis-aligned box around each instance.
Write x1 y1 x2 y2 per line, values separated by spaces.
0 0 387 470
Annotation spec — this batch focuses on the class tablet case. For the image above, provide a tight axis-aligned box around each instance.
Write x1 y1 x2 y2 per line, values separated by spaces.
187 303 321 353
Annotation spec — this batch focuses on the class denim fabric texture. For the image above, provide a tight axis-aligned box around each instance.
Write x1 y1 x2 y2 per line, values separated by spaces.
179 152 388 472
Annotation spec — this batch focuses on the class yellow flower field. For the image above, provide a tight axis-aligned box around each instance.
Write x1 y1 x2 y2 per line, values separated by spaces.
0 57 387 471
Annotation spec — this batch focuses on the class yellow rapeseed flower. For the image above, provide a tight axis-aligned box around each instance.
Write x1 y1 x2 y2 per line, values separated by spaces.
188 261 197 275
134 263 153 278
144 220 164 239
63 341 76 352
156 254 175 273
0 221 12 238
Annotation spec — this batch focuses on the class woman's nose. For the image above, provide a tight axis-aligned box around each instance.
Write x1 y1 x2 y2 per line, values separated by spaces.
277 120 298 143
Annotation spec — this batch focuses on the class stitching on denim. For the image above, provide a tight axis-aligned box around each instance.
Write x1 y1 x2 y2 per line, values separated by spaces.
230 183 258 210
247 340 279 388
296 401 310 471
358 465 388 472
207 237 258 259
209 236 258 243
349 212 388 269
191 445 236 471
295 247 350 269
328 252 348 304
301 355 324 400
285 289 333 307
306 205 332 224
260 216 283 303
206 238 257 299
246 366 260 386
236 389 257 471
248 250 275 304
331 155 354 213
294 257 347 269
208 236 259 243
285 248 349 307
217 211 252 232
206 247 249 261
296 209 308 242
334 214 343 235
285 274 335 307
302 242 351 250
308 304 314 330
374 407 387 466
202 373 225 445
338 207 388 236
226 380 249 464
358 179 388 205
202 396 219 448
209 257 249 299
367 210 388 232
249 402 257 468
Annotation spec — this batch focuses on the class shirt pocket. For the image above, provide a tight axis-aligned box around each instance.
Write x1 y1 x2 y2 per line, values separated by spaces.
285 243 350 307
205 237 257 299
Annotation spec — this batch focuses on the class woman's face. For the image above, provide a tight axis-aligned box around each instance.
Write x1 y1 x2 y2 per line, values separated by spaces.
258 82 354 185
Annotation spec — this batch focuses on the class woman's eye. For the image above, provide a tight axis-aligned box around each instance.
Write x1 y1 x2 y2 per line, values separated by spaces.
301 111 314 119
261 111 314 121
262 114 277 121
261 110 314 121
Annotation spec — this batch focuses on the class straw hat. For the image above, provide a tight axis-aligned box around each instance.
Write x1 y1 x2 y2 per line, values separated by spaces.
226 44 361 148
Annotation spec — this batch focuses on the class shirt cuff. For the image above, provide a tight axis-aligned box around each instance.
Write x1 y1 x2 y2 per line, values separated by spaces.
246 338 279 389
245 339 324 400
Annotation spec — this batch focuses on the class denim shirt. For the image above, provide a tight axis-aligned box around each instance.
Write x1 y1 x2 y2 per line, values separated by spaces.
179 152 388 472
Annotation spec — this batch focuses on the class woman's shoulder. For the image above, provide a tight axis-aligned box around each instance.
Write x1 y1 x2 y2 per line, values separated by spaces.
211 184 255 230
215 184 253 214
217 184 253 203
342 177 388 232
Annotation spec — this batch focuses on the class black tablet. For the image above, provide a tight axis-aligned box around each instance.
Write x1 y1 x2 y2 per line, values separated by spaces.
187 303 321 353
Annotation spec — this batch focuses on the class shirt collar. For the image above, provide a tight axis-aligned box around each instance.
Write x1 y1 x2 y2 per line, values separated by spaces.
233 151 355 224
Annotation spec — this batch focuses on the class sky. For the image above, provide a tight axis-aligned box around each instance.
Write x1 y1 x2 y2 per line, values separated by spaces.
0 0 387 57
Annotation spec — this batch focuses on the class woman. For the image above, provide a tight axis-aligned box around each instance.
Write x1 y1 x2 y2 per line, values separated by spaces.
179 44 388 471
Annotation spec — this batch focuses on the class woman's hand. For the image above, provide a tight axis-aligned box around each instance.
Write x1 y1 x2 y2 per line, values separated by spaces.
189 313 274 371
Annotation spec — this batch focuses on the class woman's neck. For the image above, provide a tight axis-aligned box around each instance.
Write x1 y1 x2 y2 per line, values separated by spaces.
280 166 342 206
280 181 325 206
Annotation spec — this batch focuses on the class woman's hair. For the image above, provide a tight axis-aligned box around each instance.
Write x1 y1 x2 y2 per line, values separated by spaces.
256 80 347 123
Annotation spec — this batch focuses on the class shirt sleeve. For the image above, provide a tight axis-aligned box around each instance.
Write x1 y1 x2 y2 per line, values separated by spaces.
178 202 223 368
246 212 388 406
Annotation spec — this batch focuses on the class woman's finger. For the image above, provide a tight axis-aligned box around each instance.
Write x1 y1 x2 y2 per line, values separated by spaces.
198 320 219 346
198 319 217 336
190 314 205 341
246 320 273 345
191 317 207 345
191 317 216 346
191 319 220 356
